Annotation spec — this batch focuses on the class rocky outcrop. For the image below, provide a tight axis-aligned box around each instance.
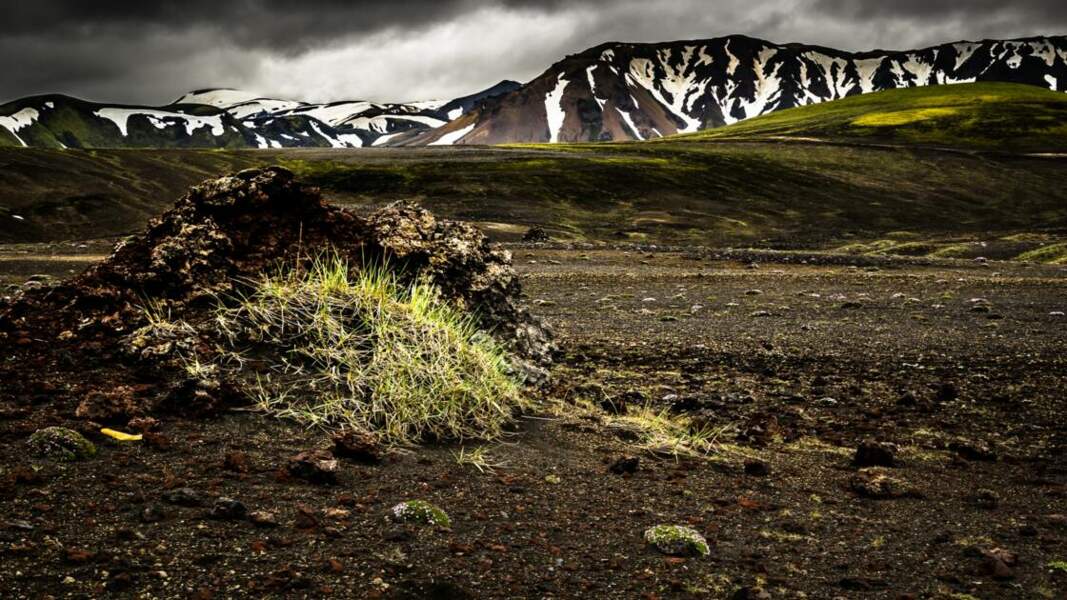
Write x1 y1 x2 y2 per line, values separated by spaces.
0 167 554 417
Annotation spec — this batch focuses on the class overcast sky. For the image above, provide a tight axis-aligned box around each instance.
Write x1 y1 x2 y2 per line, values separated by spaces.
1 0 1065 105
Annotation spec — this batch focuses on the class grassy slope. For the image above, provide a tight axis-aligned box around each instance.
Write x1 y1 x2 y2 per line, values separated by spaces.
2 83 1067 252
677 82 1067 152
0 149 263 242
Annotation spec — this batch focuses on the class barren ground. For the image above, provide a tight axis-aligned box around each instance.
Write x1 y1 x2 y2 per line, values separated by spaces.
1 245 1065 599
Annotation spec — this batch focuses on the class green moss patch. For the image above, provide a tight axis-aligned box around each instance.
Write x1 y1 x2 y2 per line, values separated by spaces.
389 500 452 528
644 524 710 557
27 426 97 461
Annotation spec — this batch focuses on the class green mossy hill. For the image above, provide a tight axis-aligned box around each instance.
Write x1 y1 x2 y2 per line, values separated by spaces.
680 82 1067 152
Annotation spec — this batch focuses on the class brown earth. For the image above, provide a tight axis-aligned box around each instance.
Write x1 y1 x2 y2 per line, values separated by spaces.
1 242 1065 599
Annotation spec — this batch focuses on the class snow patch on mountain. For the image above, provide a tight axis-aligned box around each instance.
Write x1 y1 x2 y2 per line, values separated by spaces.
545 73 569 143
95 108 226 137
429 122 476 146
615 107 644 141
0 108 41 146
174 89 263 107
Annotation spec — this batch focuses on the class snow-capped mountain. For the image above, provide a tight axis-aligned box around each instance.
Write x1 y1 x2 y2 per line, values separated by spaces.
415 35 1067 145
0 82 517 149
3 36 1065 149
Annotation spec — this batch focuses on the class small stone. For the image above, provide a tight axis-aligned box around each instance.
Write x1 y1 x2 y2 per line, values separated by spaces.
141 504 166 523
609 456 640 475
853 441 896 468
936 382 958 402
287 450 339 484
521 226 550 243
162 487 203 507
949 440 997 462
248 510 279 528
26 427 96 461
211 497 247 520
294 505 319 529
849 469 916 499
389 500 451 528
331 430 383 463
982 547 1017 580
974 488 999 510
222 451 250 473
731 587 771 600
744 460 770 477
7 519 34 531
644 525 709 557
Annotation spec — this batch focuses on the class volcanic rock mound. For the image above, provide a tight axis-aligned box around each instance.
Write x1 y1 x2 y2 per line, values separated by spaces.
0 166 554 417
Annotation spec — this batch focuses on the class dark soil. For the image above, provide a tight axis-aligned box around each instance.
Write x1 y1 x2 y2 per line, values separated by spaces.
1 247 1066 599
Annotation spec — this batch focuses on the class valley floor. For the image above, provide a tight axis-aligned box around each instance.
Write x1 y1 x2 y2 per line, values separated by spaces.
1 246 1065 599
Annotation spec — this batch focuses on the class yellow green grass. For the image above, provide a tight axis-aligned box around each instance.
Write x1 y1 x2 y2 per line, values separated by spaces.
211 254 529 445
678 82 1067 152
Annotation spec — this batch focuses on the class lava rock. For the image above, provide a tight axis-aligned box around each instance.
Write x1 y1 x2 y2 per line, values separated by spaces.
331 430 383 464
853 440 896 468
935 382 958 402
744 460 770 477
287 450 339 484
521 227 550 243
949 440 997 462
849 469 917 499
26 427 96 461
162 487 203 507
249 510 279 528
211 497 248 520
140 504 166 523
974 488 1000 510
732 587 771 600
609 456 640 475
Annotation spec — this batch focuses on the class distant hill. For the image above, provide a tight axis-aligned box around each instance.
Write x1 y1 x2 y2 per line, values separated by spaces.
0 82 518 150
677 82 1067 152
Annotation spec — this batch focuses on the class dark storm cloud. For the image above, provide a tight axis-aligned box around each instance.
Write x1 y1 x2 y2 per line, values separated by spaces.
1 0 1065 105
812 0 1067 21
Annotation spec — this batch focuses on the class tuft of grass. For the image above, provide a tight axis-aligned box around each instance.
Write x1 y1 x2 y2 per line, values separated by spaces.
609 401 729 458
453 446 508 473
212 252 529 445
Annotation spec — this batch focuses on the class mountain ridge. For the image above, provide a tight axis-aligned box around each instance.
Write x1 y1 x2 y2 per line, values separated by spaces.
413 34 1067 145
3 35 1065 149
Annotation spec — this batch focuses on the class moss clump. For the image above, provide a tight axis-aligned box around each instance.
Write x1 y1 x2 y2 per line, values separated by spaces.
27 426 97 461
1049 560 1067 574
389 500 451 528
644 524 710 557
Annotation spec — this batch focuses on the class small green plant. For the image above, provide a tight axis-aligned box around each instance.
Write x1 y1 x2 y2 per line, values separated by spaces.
208 252 528 445
1049 560 1067 574
389 500 451 528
